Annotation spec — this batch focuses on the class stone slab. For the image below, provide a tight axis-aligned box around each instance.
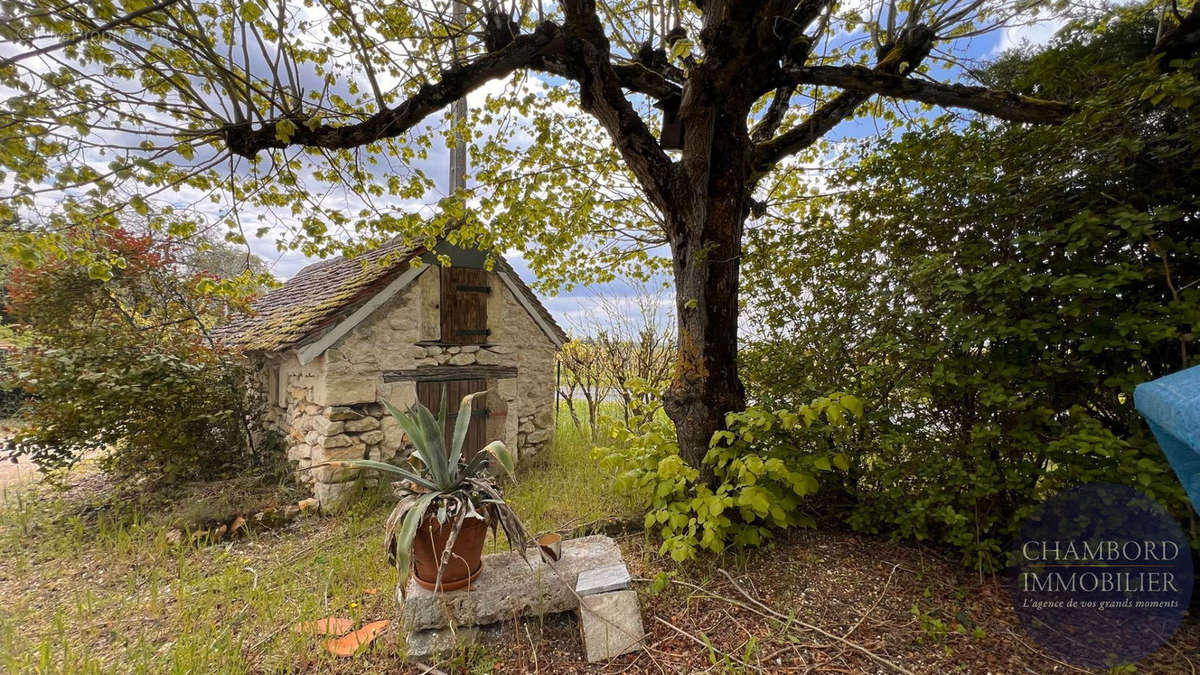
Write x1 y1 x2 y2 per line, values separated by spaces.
405 625 482 660
578 590 645 662
399 535 622 631
575 563 631 596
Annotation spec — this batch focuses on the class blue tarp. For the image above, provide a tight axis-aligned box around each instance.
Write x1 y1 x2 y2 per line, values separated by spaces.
1135 365 1200 509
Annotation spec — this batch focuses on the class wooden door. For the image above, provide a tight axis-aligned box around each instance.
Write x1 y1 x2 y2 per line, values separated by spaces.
440 267 490 344
416 379 489 460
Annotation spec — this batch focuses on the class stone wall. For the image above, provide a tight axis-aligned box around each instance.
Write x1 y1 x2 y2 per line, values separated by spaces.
252 265 560 512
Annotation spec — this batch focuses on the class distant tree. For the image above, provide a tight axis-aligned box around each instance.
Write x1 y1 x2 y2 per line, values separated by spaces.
571 286 676 423
180 237 275 287
558 338 610 441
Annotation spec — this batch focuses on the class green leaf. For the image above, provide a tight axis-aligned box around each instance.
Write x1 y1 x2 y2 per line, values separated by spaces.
840 394 864 418
393 492 439 597
316 459 436 490
478 440 516 480
737 486 770 516
275 118 297 144
239 1 264 23
450 390 487 469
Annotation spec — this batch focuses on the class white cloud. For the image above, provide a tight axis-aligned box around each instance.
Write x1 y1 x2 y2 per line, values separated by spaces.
993 16 1067 55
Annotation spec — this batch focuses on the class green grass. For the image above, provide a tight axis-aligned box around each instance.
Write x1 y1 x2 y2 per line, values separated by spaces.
0 411 636 673
501 402 642 540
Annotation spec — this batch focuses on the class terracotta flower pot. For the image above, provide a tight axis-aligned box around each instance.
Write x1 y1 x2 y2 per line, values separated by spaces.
410 513 489 591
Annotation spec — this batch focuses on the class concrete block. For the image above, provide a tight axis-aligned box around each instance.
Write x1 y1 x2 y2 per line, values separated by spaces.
576 563 631 596
405 626 481 660
399 535 622 630
579 590 644 662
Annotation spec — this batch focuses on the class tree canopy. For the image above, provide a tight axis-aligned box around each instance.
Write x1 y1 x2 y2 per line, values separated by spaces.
3 0 1197 471
1 1 1079 277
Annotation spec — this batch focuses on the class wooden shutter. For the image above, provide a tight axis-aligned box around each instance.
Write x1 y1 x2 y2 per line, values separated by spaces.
416 380 489 460
440 267 490 345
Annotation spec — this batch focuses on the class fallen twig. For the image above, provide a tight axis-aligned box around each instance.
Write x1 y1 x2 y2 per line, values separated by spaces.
842 562 900 640
1002 628 1098 674
653 615 760 672
247 611 301 654
717 568 915 675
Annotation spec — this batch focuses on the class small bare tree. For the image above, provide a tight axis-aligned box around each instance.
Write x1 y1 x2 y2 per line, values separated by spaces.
560 284 676 433
557 339 610 440
591 287 675 423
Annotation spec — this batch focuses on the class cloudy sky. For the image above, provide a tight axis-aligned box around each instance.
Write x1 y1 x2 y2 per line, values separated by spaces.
1 4 1071 338
244 13 1067 336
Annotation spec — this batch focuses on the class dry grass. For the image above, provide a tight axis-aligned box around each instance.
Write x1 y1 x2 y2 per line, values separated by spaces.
2 412 1197 673
0 411 635 673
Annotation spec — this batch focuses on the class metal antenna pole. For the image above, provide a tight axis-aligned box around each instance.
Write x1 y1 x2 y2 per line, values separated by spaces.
449 0 467 194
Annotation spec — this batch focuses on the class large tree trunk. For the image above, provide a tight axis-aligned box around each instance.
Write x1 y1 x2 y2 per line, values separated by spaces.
663 205 748 482
656 1 776 481
662 64 757 481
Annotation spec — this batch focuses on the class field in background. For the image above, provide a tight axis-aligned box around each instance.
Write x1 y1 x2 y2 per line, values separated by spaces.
503 399 641 538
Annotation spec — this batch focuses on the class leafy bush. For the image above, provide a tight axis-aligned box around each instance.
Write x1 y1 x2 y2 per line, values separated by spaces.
595 379 860 560
2 225 261 482
741 11 1199 570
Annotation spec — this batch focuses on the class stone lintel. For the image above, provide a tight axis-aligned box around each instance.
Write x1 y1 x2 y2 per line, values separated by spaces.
383 364 519 382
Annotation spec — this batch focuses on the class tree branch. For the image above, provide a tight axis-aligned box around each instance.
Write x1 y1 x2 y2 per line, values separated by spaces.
780 65 1076 123
611 61 684 100
750 85 796 143
559 0 678 213
1153 3 1200 65
754 25 937 172
754 88 868 172
535 58 683 101
221 22 564 159
0 0 183 70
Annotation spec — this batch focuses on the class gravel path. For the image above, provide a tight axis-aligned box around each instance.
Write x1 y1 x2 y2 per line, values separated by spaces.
0 454 38 493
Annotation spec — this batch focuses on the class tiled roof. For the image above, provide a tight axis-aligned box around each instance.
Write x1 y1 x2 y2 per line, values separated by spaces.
212 238 424 352
214 239 567 352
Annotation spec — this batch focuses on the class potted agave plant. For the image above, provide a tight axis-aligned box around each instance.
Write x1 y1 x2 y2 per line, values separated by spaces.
320 390 530 593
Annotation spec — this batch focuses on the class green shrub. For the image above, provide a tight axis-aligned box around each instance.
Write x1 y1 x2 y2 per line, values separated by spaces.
9 342 252 480
740 11 1198 571
2 225 261 482
595 379 860 560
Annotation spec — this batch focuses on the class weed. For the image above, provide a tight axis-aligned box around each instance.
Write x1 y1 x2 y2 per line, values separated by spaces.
0 411 628 671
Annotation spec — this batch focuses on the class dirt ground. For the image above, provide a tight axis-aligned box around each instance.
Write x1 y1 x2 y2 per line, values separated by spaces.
382 530 1200 674
0 455 38 492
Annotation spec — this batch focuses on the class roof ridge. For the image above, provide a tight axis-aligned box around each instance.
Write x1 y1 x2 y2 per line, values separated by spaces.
214 239 567 352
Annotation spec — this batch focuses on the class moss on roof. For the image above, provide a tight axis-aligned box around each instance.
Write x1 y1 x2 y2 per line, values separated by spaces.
214 238 567 352
213 238 424 352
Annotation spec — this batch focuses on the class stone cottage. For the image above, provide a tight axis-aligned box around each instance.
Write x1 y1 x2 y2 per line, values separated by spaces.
215 238 567 511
